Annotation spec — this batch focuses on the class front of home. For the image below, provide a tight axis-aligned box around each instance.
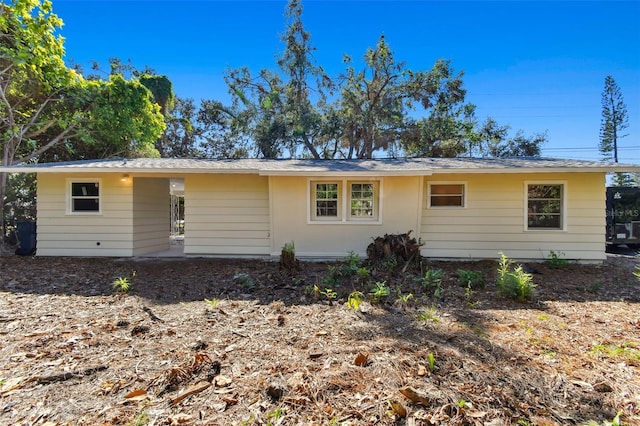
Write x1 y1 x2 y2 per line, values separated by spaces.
2 157 638 262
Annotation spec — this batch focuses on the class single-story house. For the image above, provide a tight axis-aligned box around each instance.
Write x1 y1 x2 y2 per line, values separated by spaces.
1 157 639 262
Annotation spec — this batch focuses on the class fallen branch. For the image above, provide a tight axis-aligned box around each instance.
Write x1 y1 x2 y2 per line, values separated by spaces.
142 306 163 322
170 382 211 405
36 365 108 385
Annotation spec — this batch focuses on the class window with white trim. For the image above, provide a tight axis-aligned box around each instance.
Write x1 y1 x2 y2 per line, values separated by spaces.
527 183 563 230
68 180 101 214
429 183 465 207
310 180 380 223
349 182 378 220
313 182 340 220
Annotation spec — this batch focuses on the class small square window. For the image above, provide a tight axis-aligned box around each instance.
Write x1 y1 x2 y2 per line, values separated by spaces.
68 181 101 214
429 183 465 207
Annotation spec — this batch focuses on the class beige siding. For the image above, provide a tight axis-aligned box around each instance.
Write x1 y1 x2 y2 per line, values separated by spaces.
419 173 606 261
36 173 134 256
270 176 421 258
132 178 170 256
183 174 271 256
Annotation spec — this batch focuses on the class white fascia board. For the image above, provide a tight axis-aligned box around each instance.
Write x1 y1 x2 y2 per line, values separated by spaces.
257 170 433 177
430 166 640 174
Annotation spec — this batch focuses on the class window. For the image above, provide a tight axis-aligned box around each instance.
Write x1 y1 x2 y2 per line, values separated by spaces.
313 182 340 220
310 180 380 223
527 183 564 230
429 183 465 207
68 180 101 214
349 182 378 220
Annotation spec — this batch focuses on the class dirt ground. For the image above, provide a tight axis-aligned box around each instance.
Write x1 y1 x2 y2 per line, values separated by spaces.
0 253 639 426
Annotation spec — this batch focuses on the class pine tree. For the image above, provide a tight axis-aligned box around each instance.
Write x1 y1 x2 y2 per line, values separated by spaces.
599 76 629 163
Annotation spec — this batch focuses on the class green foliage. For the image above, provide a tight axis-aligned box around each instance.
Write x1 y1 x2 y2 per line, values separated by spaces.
233 272 255 290
416 306 440 323
347 291 364 310
266 406 283 425
496 252 537 302
465 284 480 308
204 298 218 309
395 289 414 308
418 269 444 298
457 269 485 289
545 251 568 269
427 352 436 372
323 252 369 287
369 281 390 304
599 75 628 163
314 284 337 303
282 241 295 254
112 271 135 293
588 342 639 363
633 265 640 281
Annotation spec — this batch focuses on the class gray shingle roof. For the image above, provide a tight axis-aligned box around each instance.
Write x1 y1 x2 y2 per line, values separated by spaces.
1 157 638 175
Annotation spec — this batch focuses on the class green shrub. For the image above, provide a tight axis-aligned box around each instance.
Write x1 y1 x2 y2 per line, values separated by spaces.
496 252 537 302
369 281 390 304
457 269 485 289
545 250 568 269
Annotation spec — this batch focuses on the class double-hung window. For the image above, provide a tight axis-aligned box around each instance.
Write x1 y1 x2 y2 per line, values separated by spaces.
526 183 564 230
68 180 101 214
310 180 380 223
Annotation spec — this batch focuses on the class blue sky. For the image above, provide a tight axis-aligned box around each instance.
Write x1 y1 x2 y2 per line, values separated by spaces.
53 0 640 161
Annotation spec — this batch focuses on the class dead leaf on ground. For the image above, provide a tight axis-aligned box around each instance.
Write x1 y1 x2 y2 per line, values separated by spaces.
399 386 430 406
388 400 407 418
354 352 369 367
123 388 148 402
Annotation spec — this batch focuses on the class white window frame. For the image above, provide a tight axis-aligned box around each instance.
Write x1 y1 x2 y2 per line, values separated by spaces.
310 181 342 222
524 181 567 231
308 179 382 224
348 181 379 221
427 182 467 208
67 178 102 215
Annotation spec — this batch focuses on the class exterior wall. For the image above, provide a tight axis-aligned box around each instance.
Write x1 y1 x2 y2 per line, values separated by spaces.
36 173 134 256
183 174 271 256
270 176 422 258
419 172 607 261
132 178 170 256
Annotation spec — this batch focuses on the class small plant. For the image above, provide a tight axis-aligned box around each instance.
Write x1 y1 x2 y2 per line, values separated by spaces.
418 268 445 298
314 284 337 304
465 284 480 308
347 291 364 310
395 289 414 308
381 254 398 271
545 250 569 269
496 252 537 302
634 265 640 281
420 268 444 287
282 241 295 254
233 272 255 289
427 352 436 372
266 407 283 425
587 281 602 294
204 298 218 309
112 271 136 293
416 306 440 323
457 269 485 289
369 281 390 304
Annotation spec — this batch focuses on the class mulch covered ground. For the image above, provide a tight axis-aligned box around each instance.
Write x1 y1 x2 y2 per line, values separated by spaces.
0 253 639 425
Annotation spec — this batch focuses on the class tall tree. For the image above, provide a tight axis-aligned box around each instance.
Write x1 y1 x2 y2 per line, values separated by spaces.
1 0 165 237
599 75 628 163
340 36 470 158
225 0 333 159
